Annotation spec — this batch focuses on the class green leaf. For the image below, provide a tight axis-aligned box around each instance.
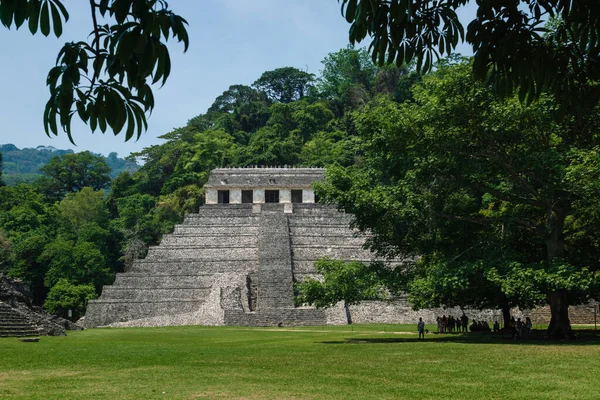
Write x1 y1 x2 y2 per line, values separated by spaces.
89 112 98 132
105 90 118 127
40 0 50 36
50 1 63 37
345 0 357 23
124 105 135 141
112 94 127 134
99 0 110 16
52 0 69 22
113 0 132 24
132 102 144 139
98 113 107 133
28 1 41 34
0 0 15 28
116 29 140 62
76 101 88 122
13 0 28 28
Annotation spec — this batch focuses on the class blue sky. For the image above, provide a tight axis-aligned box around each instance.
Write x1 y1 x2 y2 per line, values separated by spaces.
0 0 475 158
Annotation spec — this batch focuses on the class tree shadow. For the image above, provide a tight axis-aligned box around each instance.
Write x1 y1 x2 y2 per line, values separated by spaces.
320 331 600 346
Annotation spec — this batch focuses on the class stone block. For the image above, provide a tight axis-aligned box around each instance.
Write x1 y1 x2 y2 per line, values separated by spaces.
230 189 242 204
205 189 218 204
302 189 315 203
254 189 265 203
280 189 291 203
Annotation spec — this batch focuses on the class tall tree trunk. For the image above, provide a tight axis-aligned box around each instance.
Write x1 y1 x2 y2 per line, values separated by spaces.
501 297 511 330
547 290 573 339
344 302 353 325
544 207 573 339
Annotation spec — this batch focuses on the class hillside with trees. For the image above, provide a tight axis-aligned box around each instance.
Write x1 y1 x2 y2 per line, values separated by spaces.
0 46 598 338
0 144 139 185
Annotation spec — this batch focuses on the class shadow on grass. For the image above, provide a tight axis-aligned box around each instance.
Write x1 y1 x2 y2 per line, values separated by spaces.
321 331 600 346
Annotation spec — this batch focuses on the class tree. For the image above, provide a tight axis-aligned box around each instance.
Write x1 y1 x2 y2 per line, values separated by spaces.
208 85 270 133
235 126 302 167
39 151 111 197
300 130 360 167
0 185 50 235
319 46 379 112
253 67 316 104
43 279 97 320
40 238 111 290
208 84 268 114
0 229 14 272
338 0 600 108
56 187 109 233
296 258 386 324
0 0 189 142
318 60 600 338
9 228 52 303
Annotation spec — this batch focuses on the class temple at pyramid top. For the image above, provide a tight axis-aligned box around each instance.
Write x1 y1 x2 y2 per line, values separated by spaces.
204 167 325 205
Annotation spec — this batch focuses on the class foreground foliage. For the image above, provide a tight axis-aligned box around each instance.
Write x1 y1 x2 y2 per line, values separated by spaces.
339 0 600 109
0 0 189 142
1 325 599 399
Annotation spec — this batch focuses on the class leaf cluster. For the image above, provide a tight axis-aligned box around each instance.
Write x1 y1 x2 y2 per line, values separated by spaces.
1 0 189 143
339 0 600 109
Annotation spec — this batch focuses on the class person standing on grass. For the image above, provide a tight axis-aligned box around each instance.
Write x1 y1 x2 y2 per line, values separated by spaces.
525 317 532 338
418 317 425 340
510 316 517 339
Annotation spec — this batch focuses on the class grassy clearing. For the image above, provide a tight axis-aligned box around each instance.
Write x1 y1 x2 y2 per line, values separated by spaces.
1 324 599 399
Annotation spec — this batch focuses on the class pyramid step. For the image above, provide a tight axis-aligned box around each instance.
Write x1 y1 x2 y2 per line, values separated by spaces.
112 274 214 288
100 287 210 301
195 206 254 216
173 225 259 235
160 235 258 247
145 247 258 261
130 260 258 274
182 216 260 226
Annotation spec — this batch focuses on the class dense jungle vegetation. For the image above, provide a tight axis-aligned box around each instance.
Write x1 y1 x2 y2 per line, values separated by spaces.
1 48 598 338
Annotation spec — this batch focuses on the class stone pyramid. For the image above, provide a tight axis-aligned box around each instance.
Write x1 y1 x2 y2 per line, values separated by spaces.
85 168 385 327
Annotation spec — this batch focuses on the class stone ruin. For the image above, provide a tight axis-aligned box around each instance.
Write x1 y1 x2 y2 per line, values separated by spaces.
84 168 599 328
0 273 81 336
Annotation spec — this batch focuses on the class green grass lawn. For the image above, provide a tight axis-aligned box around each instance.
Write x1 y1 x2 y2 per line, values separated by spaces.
1 324 599 399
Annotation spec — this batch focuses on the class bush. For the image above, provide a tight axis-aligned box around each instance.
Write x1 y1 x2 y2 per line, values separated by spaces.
43 279 97 320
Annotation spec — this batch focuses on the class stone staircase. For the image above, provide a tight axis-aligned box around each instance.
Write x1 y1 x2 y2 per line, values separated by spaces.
257 212 295 309
223 205 327 326
0 301 41 337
